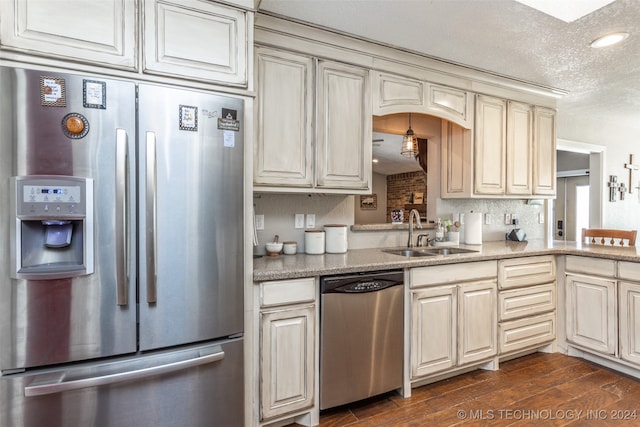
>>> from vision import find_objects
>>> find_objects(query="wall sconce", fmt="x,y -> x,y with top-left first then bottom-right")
400,113 -> 419,158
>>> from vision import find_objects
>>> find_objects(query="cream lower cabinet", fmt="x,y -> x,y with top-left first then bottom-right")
254,48 -> 371,193
497,256 -> 556,356
565,256 -> 617,356
410,261 -> 497,379
619,262 -> 640,365
258,278 -> 316,422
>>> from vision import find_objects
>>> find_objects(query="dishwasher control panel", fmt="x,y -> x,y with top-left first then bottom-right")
321,270 -> 403,294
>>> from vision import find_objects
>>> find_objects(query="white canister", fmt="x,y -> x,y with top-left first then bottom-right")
305,230 -> 325,254
324,224 -> 348,253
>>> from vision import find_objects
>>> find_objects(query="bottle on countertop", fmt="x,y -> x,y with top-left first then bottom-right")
435,218 -> 445,242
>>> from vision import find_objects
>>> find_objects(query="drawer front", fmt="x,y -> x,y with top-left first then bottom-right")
499,283 -> 556,321
411,260 -> 497,288
499,312 -> 556,355
619,261 -> 640,281
260,277 -> 316,307
565,256 -> 615,277
498,255 -> 556,289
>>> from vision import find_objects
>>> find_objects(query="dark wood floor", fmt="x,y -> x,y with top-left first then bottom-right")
310,353 -> 640,426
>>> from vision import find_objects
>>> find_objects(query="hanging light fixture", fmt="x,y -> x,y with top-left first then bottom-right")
401,113 -> 419,158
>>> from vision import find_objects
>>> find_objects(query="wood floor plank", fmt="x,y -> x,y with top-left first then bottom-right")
286,353 -> 640,427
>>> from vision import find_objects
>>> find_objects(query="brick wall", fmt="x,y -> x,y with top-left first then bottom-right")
386,171 -> 427,222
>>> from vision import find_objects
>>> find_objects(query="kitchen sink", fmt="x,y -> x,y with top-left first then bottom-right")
382,247 -> 479,257
421,247 -> 479,255
381,248 -> 437,257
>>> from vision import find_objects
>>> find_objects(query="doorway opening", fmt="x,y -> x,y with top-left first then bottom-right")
553,139 -> 605,242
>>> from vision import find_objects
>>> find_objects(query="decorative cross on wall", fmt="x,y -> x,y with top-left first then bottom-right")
608,175 -> 620,202
624,154 -> 639,194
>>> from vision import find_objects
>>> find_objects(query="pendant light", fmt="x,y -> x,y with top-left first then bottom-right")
400,113 -> 419,158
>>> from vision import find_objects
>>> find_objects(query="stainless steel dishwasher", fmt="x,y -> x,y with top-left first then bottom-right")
320,270 -> 403,410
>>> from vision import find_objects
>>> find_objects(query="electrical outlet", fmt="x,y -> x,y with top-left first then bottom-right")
255,214 -> 265,230
484,213 -> 491,225
504,213 -> 511,225
538,212 -> 545,224
459,213 -> 465,224
294,213 -> 305,229
306,214 -> 316,229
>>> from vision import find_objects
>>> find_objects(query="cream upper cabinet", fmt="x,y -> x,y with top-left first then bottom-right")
442,94 -> 555,198
371,71 -> 472,128
372,72 -> 425,114
532,106 -> 557,195
506,101 -> 533,195
254,47 -> 313,187
440,120 -> 473,198
0,0 -> 136,69
316,60 -> 372,191
427,84 -> 472,128
474,95 -> 507,195
143,0 -> 250,86
254,53 -> 372,193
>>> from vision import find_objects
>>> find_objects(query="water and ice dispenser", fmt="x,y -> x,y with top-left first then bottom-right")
10,176 -> 94,279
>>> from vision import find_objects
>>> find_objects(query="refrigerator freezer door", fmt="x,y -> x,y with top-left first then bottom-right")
0,67 -> 137,371
0,338 -> 243,427
137,84 -> 244,351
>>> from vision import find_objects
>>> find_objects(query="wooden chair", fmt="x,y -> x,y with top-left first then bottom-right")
581,228 -> 637,247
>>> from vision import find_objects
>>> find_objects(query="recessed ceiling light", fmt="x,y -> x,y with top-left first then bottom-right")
590,32 -> 629,48
372,158 -> 379,163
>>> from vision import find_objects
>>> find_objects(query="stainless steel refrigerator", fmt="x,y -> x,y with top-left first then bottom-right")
0,66 -> 244,426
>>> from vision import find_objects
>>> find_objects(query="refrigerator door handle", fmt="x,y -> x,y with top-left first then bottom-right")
24,347 -> 225,397
145,131 -> 157,303
115,128 -> 128,306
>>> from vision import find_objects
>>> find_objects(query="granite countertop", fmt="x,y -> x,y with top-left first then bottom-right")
253,240 -> 640,282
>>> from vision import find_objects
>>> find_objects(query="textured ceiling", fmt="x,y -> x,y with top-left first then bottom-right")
258,0 -> 640,131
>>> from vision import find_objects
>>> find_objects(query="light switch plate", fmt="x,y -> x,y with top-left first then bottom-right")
504,214 -> 511,225
306,214 -> 316,229
255,214 -> 265,230
294,213 -> 305,229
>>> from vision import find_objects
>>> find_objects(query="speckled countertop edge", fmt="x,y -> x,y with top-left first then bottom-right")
253,240 -> 640,282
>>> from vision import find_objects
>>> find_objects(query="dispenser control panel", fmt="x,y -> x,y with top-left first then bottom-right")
23,185 -> 81,203
14,176 -> 87,217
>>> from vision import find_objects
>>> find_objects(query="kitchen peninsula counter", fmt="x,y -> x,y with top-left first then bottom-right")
253,240 -> 640,282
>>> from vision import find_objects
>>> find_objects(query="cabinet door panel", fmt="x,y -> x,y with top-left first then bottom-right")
619,281 -> 640,365
458,281 -> 497,365
533,107 -> 556,195
499,283 -> 556,321
260,306 -> 315,420
474,95 -> 506,195
428,84 -> 471,128
144,0 -> 248,85
566,274 -> 616,355
254,48 -> 313,186
440,121 -> 473,198
506,101 -> 532,195
499,312 -> 556,355
316,61 -> 371,190
0,0 -> 136,68
372,72 -> 425,114
411,286 -> 457,378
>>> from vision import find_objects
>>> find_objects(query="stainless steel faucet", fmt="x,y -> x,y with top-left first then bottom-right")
407,209 -> 422,248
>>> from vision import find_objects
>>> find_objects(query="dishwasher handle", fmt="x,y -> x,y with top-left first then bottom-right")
328,278 -> 402,293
